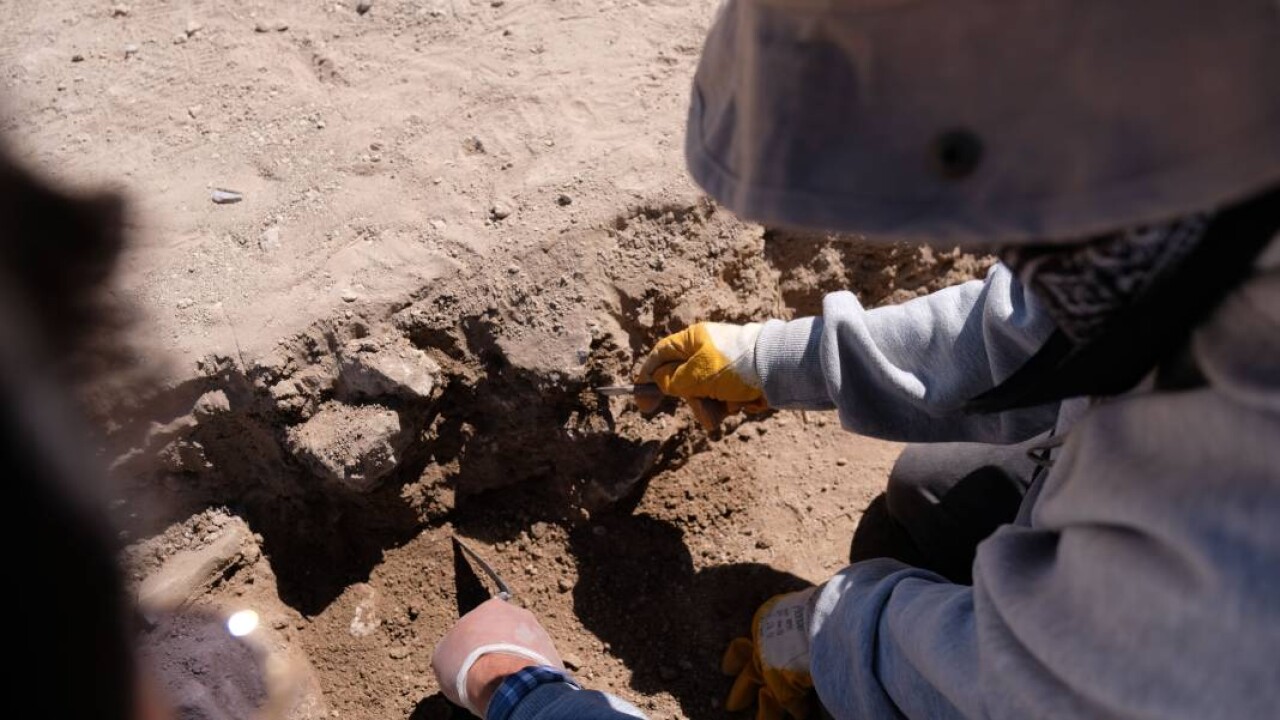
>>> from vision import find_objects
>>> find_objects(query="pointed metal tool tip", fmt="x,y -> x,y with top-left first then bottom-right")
453,536 -> 513,601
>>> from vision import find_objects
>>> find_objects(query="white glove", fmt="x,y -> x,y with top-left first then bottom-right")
431,599 -> 565,717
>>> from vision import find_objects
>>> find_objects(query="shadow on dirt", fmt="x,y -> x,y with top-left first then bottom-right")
570,514 -> 811,720
408,692 -> 468,720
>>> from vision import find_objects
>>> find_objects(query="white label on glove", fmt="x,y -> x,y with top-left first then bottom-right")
706,322 -> 764,387
758,587 -> 817,672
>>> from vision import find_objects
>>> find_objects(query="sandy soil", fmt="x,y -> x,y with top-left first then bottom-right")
3,0 -> 716,380
3,3 -> 988,719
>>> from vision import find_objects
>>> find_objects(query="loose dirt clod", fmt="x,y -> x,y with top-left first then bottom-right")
287,403 -> 408,492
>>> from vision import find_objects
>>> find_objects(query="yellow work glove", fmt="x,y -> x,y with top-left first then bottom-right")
636,322 -> 768,431
723,588 -> 819,720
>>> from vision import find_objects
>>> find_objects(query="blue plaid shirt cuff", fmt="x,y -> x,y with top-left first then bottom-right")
485,665 -> 581,720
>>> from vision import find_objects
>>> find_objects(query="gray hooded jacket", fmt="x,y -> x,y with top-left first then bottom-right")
752,244 -> 1280,718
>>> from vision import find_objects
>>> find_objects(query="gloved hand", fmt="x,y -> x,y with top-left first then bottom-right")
636,321 -> 768,430
723,587 -> 819,720
431,599 -> 565,717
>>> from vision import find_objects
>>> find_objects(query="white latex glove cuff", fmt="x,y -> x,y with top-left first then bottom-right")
455,644 -> 555,715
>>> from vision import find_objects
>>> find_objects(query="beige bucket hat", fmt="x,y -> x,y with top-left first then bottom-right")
686,0 -> 1280,245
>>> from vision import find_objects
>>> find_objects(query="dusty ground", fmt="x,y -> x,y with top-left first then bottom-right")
3,3 -> 987,719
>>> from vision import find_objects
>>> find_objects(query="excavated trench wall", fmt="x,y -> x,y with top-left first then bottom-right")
106,201 -> 988,611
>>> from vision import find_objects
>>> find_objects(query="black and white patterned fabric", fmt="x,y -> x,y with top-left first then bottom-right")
1001,215 -> 1211,344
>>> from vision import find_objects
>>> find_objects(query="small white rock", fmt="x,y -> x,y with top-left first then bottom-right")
259,226 -> 282,251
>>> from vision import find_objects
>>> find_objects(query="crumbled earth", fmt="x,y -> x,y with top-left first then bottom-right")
4,3 -> 990,720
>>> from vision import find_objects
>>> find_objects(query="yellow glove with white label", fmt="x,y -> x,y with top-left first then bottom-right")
722,588 -> 818,720
636,322 -> 768,430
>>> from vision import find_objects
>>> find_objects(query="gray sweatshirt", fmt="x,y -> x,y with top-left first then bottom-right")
754,250 -> 1280,719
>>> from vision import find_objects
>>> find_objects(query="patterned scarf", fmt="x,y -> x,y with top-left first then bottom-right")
1001,215 -> 1211,345
966,186 -> 1277,412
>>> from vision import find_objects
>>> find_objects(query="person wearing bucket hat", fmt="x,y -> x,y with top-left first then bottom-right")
630,0 -> 1280,719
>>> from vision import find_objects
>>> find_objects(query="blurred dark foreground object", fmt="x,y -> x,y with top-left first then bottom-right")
2,144 -> 137,720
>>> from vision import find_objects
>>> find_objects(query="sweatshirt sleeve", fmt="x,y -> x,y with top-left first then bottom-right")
753,262 -> 1059,443
807,385 -> 1280,720
505,684 -> 646,720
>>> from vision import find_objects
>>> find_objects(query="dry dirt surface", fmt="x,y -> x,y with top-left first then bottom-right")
3,3 -> 988,719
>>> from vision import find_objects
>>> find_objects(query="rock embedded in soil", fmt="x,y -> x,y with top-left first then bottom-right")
388,646 -> 411,660
286,402 -> 408,492
356,0 -> 373,15
193,389 -> 231,420
139,519 -> 254,608
347,583 -> 381,637
490,201 -> 513,220
338,336 -> 441,401
562,652 -> 584,671
260,226 -> 282,251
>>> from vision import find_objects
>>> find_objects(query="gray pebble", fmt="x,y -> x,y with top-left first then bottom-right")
211,188 -> 243,204
357,0 -> 373,15
490,202 -> 512,220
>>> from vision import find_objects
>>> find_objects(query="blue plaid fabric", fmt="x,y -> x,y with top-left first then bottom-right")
485,665 -> 581,720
